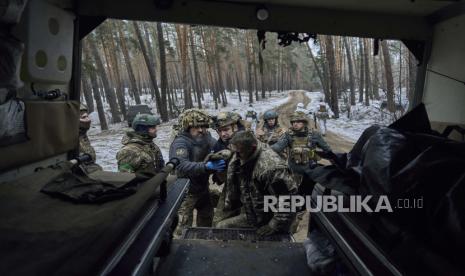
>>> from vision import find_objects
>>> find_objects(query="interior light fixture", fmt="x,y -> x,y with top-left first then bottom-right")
256,7 -> 269,21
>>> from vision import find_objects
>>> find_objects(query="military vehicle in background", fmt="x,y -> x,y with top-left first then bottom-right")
0,0 -> 464,275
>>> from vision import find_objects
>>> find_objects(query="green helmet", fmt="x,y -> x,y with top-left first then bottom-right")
215,111 -> 241,128
290,111 -> 309,124
263,110 -> 278,120
132,113 -> 161,130
179,108 -> 212,130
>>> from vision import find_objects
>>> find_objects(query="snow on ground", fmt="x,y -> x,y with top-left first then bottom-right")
88,89 -> 408,171
305,91 -> 409,142
88,91 -> 290,171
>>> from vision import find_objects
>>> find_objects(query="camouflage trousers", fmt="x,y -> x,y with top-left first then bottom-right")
212,187 -> 241,227
216,213 -> 253,229
176,189 -> 213,235
290,211 -> 306,233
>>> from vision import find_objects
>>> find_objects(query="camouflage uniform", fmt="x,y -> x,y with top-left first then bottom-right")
116,132 -> 164,174
244,106 -> 258,130
256,110 -> 286,146
256,124 -> 286,145
271,112 -> 331,183
272,128 -> 331,186
169,109 -> 216,234
211,111 -> 242,226
271,111 -> 332,232
218,142 -> 297,232
116,113 -> 164,174
315,102 -> 330,135
79,104 -> 101,173
79,133 -> 96,162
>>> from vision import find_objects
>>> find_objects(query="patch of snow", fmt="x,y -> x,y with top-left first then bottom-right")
305,91 -> 409,142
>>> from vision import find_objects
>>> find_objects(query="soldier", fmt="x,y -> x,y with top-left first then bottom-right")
79,104 -> 101,173
244,104 -> 258,130
255,110 -> 286,146
315,99 -> 331,136
212,111 -> 243,152
217,131 -> 297,237
271,111 -> 332,194
169,109 -> 225,234
271,111 -> 333,232
116,113 -> 164,174
211,111 -> 243,226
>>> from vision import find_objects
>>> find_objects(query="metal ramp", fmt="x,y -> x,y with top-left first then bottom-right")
155,239 -> 310,276
182,227 -> 294,242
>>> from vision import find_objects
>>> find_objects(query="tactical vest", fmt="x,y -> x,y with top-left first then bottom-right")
262,126 -> 282,145
289,131 -> 319,165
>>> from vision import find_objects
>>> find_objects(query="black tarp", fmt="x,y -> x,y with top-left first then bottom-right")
310,104 -> 465,274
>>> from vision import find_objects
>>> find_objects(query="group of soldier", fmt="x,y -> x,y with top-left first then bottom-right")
78,102 -> 333,237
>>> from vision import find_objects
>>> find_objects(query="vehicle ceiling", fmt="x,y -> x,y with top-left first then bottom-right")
62,0 -> 462,41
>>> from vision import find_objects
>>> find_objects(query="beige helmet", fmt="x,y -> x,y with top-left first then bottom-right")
290,111 -> 309,125
215,111 -> 241,129
180,108 -> 212,130
80,103 -> 88,113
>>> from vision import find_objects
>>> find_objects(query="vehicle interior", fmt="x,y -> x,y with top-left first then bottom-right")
1,0 -> 464,275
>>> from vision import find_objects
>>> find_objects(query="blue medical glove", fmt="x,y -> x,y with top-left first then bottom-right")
206,159 -> 226,172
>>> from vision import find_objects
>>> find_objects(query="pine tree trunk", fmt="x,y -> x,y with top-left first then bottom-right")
245,31 -> 254,103
358,38 -> 365,103
372,55 -> 381,100
83,43 -> 108,130
175,24 -> 193,109
364,39 -> 371,106
325,36 -> 340,118
258,38 -> 266,99
156,22 -> 169,121
87,34 -> 121,123
117,21 -> 141,104
81,77 -> 94,113
381,40 -> 395,112
189,27 -> 203,109
343,38 -> 356,105
319,37 -> 331,101
101,24 -> 127,120
90,73 -> 109,130
141,22 -> 163,113
235,68 -> 242,102
251,35 -> 259,101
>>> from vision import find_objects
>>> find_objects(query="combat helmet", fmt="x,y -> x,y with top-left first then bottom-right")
290,111 -> 309,124
180,108 -> 212,131
296,103 -> 305,109
263,110 -> 278,120
132,113 -> 161,130
215,111 -> 241,129
80,103 -> 88,113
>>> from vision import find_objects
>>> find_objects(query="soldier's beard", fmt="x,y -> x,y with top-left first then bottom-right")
194,134 -> 207,143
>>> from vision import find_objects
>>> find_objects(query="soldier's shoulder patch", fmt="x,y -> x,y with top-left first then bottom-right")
175,147 -> 188,158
